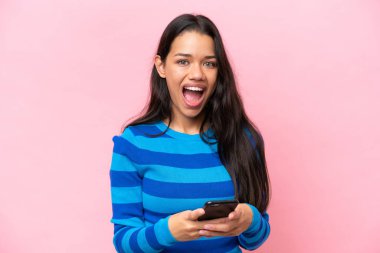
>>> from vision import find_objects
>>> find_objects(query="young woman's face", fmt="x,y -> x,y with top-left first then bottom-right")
155,31 -> 218,123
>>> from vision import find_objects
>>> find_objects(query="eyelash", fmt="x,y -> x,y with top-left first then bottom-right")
176,60 -> 217,68
204,61 -> 217,68
177,60 -> 189,65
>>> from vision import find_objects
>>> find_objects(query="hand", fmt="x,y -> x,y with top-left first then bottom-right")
168,208 -> 212,241
198,203 -> 253,237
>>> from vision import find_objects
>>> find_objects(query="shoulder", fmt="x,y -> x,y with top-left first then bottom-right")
112,121 -> 171,148
125,123 -> 160,137
112,126 -> 134,145
243,127 -> 257,148
111,123 -> 157,160
113,122 -> 161,140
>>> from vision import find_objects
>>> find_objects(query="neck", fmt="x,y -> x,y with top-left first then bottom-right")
163,113 -> 207,135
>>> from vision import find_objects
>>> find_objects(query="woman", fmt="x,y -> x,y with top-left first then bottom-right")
109,13 -> 271,252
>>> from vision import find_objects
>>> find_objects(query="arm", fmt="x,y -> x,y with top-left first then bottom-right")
237,204 -> 270,250
198,203 -> 270,250
111,131 -> 211,252
110,135 -> 178,252
239,129 -> 271,250
202,129 -> 269,249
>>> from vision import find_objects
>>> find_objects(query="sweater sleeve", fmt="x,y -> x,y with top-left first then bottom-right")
109,134 -> 178,252
237,204 -> 270,250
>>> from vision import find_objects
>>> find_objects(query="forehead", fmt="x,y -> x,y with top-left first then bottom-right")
168,31 -> 215,56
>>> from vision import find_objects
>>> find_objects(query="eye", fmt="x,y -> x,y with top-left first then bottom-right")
177,59 -> 189,65
204,61 -> 217,68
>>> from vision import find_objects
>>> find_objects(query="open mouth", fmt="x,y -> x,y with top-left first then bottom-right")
182,86 -> 205,107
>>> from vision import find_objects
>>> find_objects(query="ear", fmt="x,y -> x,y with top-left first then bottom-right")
154,55 -> 166,78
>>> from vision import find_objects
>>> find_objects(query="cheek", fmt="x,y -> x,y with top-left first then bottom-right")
167,65 -> 185,78
166,70 -> 185,88
207,72 -> 218,89
165,76 -> 183,100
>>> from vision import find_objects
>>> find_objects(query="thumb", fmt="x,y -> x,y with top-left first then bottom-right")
189,208 -> 205,221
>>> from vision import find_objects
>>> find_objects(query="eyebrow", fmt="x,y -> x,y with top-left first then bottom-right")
174,53 -> 216,59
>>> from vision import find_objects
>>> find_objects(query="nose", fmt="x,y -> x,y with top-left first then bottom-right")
188,63 -> 205,80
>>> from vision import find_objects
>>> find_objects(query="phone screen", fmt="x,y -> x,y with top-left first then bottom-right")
198,200 -> 239,221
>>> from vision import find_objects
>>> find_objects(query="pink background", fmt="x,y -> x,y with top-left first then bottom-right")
1,0 -> 379,252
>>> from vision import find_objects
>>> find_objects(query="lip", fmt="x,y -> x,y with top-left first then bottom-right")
181,83 -> 207,108
181,83 -> 207,92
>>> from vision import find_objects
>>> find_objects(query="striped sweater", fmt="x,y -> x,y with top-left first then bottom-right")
109,120 -> 270,252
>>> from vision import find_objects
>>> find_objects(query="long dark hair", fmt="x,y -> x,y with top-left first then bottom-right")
122,13 -> 271,213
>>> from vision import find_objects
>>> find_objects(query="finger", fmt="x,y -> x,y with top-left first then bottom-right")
189,208 -> 205,221
203,223 -> 233,233
196,217 -> 229,231
199,229 -> 232,237
199,217 -> 229,224
228,209 -> 241,220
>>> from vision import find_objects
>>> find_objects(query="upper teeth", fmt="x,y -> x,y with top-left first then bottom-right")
184,87 -> 204,91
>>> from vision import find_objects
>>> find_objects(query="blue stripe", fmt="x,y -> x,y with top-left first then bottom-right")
144,165 -> 231,183
251,217 -> 264,235
111,217 -> 145,228
244,128 -> 257,148
225,246 -> 242,253
239,221 -> 269,249
112,203 -> 143,219
244,128 -> 263,166
129,229 -> 144,253
110,152 -> 136,171
142,194 -> 235,213
113,136 -> 222,168
263,212 -> 269,221
145,226 -> 162,250
123,124 -> 218,156
165,237 -> 238,253
144,209 -> 171,223
114,224 -> 124,235
143,178 -> 234,198
246,217 -> 263,236
114,227 -> 128,253
110,170 -> 141,187
136,229 -> 158,252
129,124 -> 173,138
132,135 -> 217,154
111,186 -> 141,204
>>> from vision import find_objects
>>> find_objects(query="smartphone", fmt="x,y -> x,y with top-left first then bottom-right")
197,199 -> 239,221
